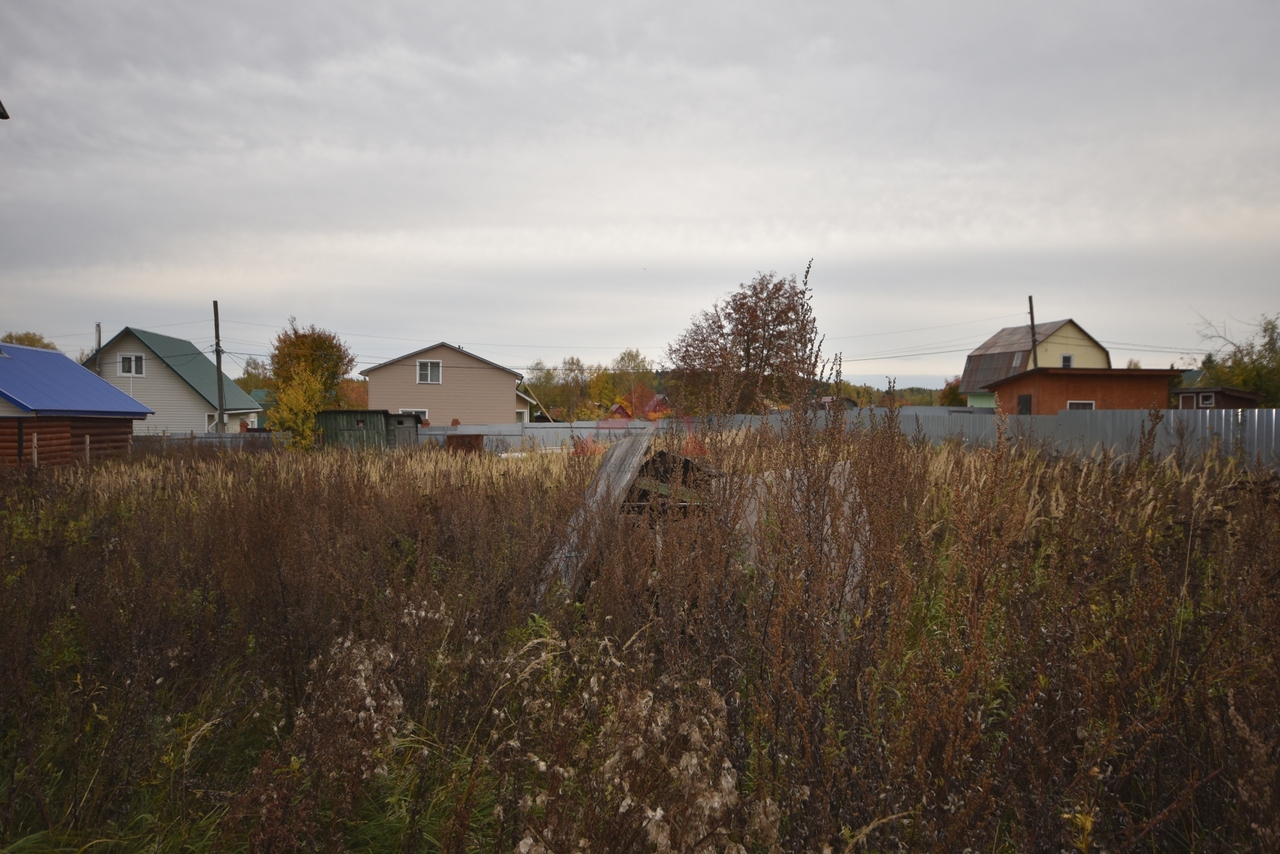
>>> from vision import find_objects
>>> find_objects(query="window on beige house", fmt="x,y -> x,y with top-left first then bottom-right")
119,354 -> 145,376
417,360 -> 442,384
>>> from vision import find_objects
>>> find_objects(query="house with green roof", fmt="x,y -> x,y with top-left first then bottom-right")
87,327 -> 262,435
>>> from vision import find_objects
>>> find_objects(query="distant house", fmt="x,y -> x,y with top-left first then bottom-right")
249,388 -> 274,427
609,393 -> 673,421
815,395 -> 858,413
1175,386 -> 1262,410
1,342 -> 152,466
959,320 -> 1111,409
362,342 -> 532,425
88,328 -> 262,434
985,367 -> 1181,416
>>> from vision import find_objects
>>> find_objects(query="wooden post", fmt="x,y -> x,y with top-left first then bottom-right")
128,433 -> 133,457
32,433 -> 38,469
85,434 -> 90,464
1028,295 -> 1039,369
213,300 -> 226,434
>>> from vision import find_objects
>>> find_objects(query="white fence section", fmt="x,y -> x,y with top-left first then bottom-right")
421,409 -> 1280,468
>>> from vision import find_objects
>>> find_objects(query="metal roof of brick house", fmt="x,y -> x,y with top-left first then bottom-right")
0,342 -> 153,418
969,320 -> 1072,356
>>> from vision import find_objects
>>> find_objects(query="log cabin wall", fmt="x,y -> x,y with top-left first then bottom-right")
1,417 -> 135,467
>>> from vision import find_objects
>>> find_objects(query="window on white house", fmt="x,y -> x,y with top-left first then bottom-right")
119,354 -> 145,376
1067,400 -> 1094,410
1061,355 -> 1074,368
417,360 -> 442,384
1199,393 -> 1215,408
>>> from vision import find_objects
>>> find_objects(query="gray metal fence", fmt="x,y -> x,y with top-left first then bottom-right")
132,431 -> 282,453
894,408 -> 1280,464
421,409 -> 1280,468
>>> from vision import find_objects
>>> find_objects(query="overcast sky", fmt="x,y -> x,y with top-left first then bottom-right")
2,1 -> 1278,386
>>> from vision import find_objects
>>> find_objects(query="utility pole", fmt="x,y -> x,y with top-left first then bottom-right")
94,322 -> 101,374
213,301 -> 226,433
1029,295 -> 1039,368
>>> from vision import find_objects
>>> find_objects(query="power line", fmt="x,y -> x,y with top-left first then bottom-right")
839,346 -> 976,364
826,312 -> 1025,341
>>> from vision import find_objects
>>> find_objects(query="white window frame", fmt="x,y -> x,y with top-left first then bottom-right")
400,408 -> 428,420
1061,354 -> 1074,368
118,353 -> 145,376
516,409 -> 528,423
416,360 -> 442,384
1199,392 -> 1215,408
1012,351 -> 1023,368
1066,400 -> 1094,411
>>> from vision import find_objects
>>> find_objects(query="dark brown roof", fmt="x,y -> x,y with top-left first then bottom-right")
984,367 -> 1181,389
968,319 -> 1071,356
1178,386 -> 1263,401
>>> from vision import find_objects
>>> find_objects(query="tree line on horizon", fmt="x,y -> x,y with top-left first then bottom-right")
5,301 -> 1277,435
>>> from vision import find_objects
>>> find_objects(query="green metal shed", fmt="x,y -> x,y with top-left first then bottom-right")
316,410 -> 420,450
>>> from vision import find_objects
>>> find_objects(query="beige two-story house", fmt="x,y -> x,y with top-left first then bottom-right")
362,342 -> 534,425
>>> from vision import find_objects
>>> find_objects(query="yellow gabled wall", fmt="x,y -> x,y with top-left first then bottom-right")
1034,321 -> 1110,370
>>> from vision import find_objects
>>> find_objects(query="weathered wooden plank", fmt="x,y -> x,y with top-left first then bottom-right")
539,427 -> 654,601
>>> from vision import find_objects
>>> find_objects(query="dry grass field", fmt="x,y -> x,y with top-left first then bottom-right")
1,411 -> 1277,852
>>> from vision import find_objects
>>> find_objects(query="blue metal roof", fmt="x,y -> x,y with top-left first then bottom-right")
0,343 -> 153,418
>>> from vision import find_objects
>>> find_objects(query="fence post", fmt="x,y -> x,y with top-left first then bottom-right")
85,434 -> 90,464
32,433 -> 38,469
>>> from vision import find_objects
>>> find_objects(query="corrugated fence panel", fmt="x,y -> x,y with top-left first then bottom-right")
411,410 -> 1280,468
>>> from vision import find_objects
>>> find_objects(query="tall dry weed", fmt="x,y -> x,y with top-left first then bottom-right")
1,418 -> 1277,851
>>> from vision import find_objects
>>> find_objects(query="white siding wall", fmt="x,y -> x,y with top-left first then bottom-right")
92,332 -> 214,435
0,398 -> 28,416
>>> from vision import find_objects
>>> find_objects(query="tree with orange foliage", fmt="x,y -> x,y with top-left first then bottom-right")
666,266 -> 820,414
270,318 -> 356,408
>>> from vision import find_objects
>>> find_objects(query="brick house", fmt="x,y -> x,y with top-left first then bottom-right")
985,367 -> 1181,416
959,319 -> 1111,408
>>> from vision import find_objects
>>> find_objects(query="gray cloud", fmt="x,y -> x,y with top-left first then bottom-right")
2,1 -> 1277,385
